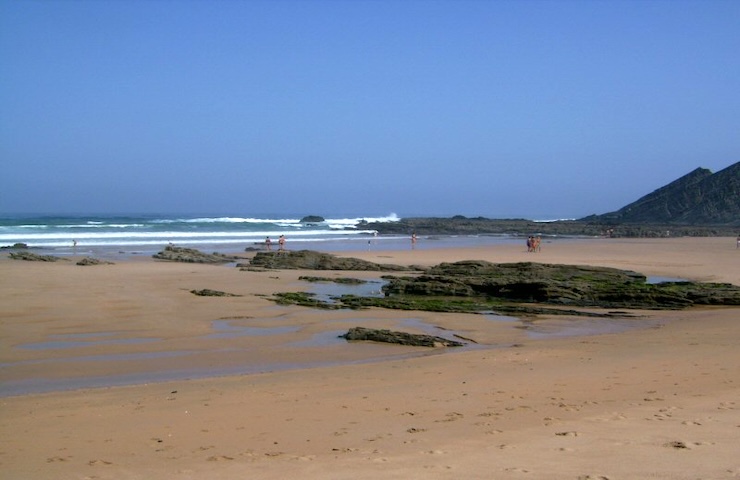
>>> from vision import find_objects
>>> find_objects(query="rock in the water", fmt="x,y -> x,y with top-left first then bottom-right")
153,245 -> 239,264
341,326 -> 464,347
300,215 -> 325,223
1,242 -> 29,250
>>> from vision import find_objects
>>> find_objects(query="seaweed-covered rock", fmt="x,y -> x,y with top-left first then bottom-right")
153,245 -> 239,264
298,276 -> 366,284
9,252 -> 63,262
190,289 -> 241,297
381,261 -> 740,309
341,326 -> 464,347
76,257 -> 114,266
247,250 -> 412,272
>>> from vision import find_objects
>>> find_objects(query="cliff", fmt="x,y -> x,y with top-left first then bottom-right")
581,162 -> 739,226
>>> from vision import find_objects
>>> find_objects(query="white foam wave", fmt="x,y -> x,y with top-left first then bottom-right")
10,223 -> 146,229
532,218 -> 576,223
150,213 -> 399,226
154,217 -> 302,224
0,229 -> 379,248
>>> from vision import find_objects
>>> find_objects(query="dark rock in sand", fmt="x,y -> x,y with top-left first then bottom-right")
247,250 -> 413,272
9,251 -> 64,262
76,257 -> 115,266
153,245 -> 240,264
341,326 -> 464,347
298,276 -> 367,284
190,289 -> 242,297
381,261 -> 740,309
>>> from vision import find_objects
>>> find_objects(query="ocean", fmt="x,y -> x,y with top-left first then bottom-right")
0,213 -> 521,258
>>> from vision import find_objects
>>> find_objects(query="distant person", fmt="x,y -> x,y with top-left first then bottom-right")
737,235 -> 740,249
265,236 -> 272,250
278,235 -> 285,251
72,239 -> 77,248
411,233 -> 417,249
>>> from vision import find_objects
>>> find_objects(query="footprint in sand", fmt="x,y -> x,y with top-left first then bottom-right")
543,416 -> 559,426
423,449 -> 447,455
504,467 -> 530,473
681,420 -> 702,426
206,455 -> 234,461
331,447 -> 359,453
435,412 -> 464,422
664,440 -> 690,449
46,456 -> 71,463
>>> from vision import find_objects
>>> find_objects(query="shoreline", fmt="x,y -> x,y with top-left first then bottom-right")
1,237 -> 738,479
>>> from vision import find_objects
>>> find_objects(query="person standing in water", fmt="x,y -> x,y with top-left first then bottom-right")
278,235 -> 285,251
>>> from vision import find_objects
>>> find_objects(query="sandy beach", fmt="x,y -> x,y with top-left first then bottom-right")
1,237 -> 739,479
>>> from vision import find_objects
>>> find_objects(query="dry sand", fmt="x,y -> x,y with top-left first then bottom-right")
1,237 -> 739,479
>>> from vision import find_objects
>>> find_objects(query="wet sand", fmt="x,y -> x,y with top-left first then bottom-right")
1,237 -> 739,479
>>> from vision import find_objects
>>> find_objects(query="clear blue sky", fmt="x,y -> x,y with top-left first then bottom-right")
1,0 -> 738,219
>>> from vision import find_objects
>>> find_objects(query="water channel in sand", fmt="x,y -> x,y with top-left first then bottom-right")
1,277 -> 669,397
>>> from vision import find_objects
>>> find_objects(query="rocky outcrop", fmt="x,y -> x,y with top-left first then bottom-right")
1,243 -> 29,250
341,326 -> 464,347
300,215 -> 325,223
269,260 -> 739,313
9,252 -> 64,262
298,276 -> 367,284
76,257 -> 114,266
190,289 -> 242,297
247,250 -> 413,271
362,163 -> 739,236
152,245 -> 240,264
365,217 -> 738,238
381,261 -> 740,309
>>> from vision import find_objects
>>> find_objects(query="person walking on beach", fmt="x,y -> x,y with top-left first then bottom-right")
265,236 -> 272,251
278,235 -> 285,251
411,233 -> 417,249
